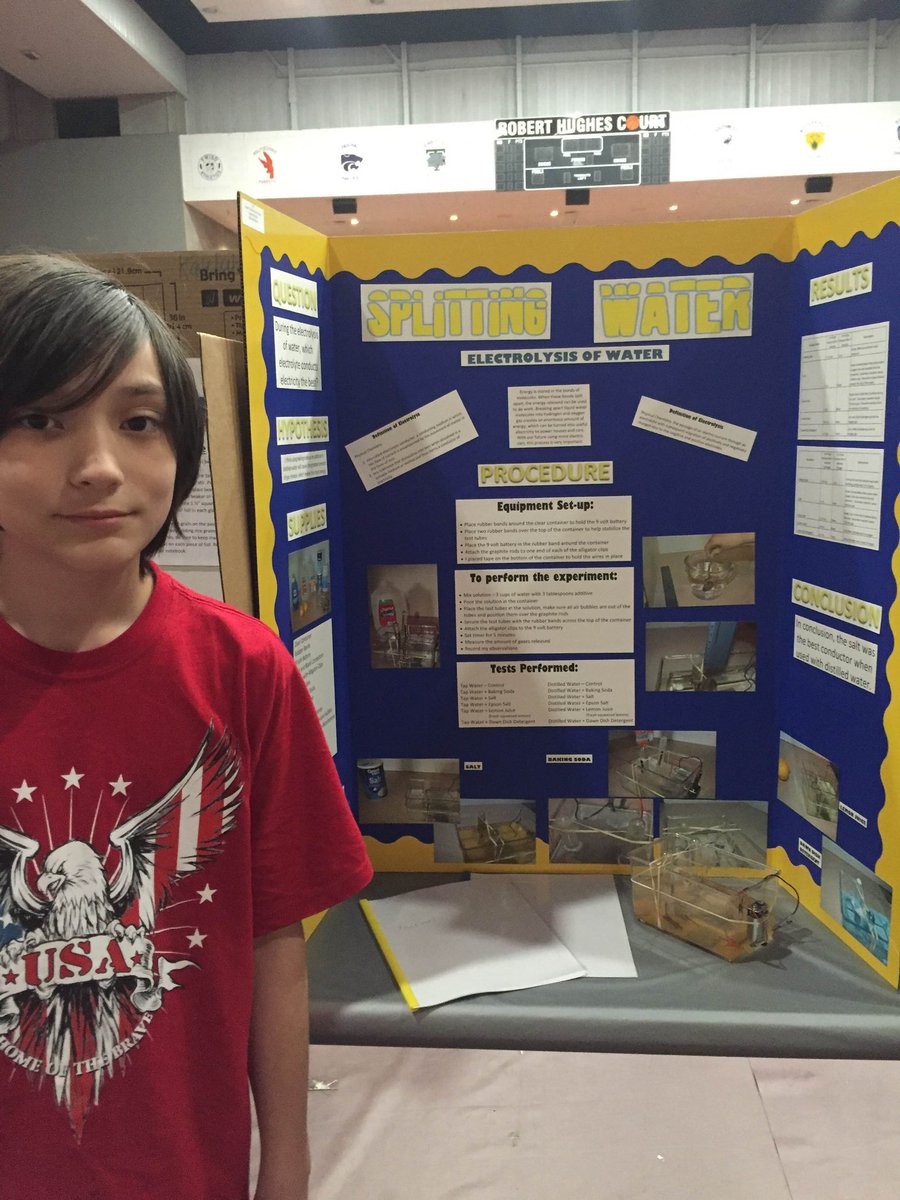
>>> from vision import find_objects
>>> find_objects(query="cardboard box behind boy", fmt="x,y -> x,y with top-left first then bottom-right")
85,253 -> 243,357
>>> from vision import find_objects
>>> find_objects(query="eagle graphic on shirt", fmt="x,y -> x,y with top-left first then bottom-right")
0,724 -> 242,1140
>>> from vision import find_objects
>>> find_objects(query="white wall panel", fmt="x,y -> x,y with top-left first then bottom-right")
182,24 -> 900,135
522,33 -> 631,58
407,40 -> 513,65
291,46 -> 403,72
186,53 -> 288,133
296,72 -> 402,128
410,66 -> 515,124
639,55 -> 748,112
875,25 -> 900,101
523,60 -> 631,117
641,27 -> 751,52
757,50 -> 868,107
763,21 -> 869,46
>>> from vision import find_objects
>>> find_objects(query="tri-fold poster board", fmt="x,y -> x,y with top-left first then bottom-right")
235,181 -> 900,985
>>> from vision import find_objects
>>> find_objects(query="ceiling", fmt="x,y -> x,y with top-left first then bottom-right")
2,1 -> 896,98
138,0 -> 900,52
2,0 -> 897,239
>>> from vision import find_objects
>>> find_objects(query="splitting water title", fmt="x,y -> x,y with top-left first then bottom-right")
360,274 -> 753,343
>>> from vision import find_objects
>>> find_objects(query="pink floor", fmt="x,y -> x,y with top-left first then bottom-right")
251,1045 -> 900,1199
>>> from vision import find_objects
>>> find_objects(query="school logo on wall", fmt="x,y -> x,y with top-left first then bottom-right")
593,273 -> 754,342
197,153 -> 223,181
341,144 -> 363,174
255,146 -> 276,182
425,142 -> 446,171
803,124 -> 826,151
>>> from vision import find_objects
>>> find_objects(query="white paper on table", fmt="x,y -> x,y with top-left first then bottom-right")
508,874 -> 637,978
362,875 -> 586,1010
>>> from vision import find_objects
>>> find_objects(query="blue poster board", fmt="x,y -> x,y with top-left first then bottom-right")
239,182 -> 900,984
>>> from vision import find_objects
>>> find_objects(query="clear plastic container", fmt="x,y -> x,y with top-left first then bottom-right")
683,550 -> 736,600
630,842 -> 781,961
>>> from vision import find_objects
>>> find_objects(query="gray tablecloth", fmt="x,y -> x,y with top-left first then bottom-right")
306,873 -> 900,1059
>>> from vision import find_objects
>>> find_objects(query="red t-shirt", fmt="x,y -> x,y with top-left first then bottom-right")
0,568 -> 372,1199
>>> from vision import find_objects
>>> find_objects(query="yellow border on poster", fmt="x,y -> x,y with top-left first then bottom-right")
238,193 -> 332,631
793,175 -> 900,257
769,846 -> 896,984
329,215 -> 796,280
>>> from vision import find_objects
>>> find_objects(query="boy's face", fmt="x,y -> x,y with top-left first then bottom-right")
0,340 -> 176,578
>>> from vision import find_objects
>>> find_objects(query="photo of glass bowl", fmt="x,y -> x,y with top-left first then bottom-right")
683,550 -> 736,600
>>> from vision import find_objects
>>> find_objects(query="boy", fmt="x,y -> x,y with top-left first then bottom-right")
0,255 -> 372,1199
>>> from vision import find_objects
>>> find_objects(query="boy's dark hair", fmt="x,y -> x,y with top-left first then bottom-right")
0,253 -> 205,561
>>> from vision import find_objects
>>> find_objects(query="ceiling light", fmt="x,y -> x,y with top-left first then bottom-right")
20,49 -> 40,61
449,214 -> 459,222
549,209 -> 559,218
668,204 -> 679,212
790,198 -> 801,206
350,217 -> 360,226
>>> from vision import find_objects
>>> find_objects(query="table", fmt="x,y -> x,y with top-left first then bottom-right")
307,873 -> 900,1059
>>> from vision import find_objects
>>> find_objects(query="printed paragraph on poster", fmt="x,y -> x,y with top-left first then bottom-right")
293,620 -> 338,753
793,615 -> 877,693
457,659 -> 635,727
633,395 -> 756,461
797,322 -> 888,443
158,441 -> 219,567
455,568 -> 633,655
507,383 -> 590,447
456,496 -> 631,563
345,390 -> 478,490
281,449 -> 328,484
793,446 -> 883,551
273,316 -> 321,391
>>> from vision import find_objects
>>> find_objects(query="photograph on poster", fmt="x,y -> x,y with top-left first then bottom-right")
368,563 -> 440,668
287,538 -> 331,633
608,729 -> 716,799
645,621 -> 757,692
356,757 -> 460,825
777,732 -> 839,838
660,799 -> 768,862
642,533 -> 755,608
433,801 -> 537,865
821,838 -> 891,965
548,797 -> 652,864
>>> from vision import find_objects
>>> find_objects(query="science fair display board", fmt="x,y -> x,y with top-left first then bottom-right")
238,182 -> 900,984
